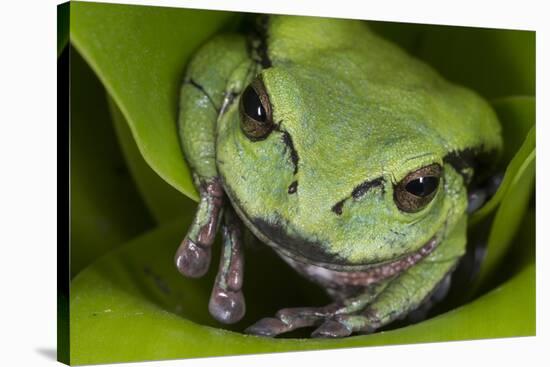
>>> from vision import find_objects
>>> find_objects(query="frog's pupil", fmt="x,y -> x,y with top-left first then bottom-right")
405,176 -> 438,197
242,86 -> 266,122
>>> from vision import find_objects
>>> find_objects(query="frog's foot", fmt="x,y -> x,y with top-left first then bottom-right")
175,178 -> 224,278
208,207 -> 246,324
244,288 -> 383,337
244,291 -> 429,339
244,304 -> 342,337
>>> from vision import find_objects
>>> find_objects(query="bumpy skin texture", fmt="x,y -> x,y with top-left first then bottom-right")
176,15 -> 502,337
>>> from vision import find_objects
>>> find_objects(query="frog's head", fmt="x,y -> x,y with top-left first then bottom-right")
216,17 -> 502,271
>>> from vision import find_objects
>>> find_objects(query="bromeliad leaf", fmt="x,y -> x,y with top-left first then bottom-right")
108,95 -> 197,223
469,96 -> 535,291
471,98 -> 535,223
70,214 -> 535,365
70,51 -> 153,277
70,2 -> 238,201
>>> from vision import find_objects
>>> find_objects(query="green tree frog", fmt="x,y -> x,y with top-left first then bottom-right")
174,15 -> 502,338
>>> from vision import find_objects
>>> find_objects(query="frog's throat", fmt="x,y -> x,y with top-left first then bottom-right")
223,184 -> 444,273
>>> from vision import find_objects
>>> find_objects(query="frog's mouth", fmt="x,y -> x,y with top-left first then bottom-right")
277,236 -> 439,287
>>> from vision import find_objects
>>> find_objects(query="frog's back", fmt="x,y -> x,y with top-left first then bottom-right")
262,15 -> 502,185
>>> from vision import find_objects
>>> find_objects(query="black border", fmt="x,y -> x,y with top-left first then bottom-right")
57,2 -> 70,365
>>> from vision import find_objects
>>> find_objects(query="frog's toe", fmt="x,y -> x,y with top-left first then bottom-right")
311,319 -> 352,338
207,206 -> 246,324
209,288 -> 245,324
174,238 -> 211,278
244,317 -> 290,337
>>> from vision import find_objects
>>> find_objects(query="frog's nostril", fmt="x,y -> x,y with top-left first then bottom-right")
332,200 -> 345,215
288,180 -> 298,194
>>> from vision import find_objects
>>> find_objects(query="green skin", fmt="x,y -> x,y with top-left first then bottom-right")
175,15 -> 502,338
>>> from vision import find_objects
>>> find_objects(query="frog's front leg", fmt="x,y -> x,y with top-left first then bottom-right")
174,55 -> 227,278
175,178 -> 224,277
175,34 -> 252,278
175,34 -> 254,322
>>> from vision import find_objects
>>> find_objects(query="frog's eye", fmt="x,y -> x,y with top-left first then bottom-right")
239,78 -> 273,140
394,164 -> 441,213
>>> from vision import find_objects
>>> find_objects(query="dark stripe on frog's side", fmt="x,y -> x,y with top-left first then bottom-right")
244,123 -> 300,175
352,177 -> 386,198
244,14 -> 272,69
184,78 -> 220,111
443,146 -> 499,188
332,177 -> 385,215
280,130 -> 300,175
271,124 -> 300,193
252,217 -> 348,265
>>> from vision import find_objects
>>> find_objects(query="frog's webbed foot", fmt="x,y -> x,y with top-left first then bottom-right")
208,207 -> 246,324
245,284 -> 387,338
244,304 -> 340,337
244,303 -> 379,338
175,177 -> 224,278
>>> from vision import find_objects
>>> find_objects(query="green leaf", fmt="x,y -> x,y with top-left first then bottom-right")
70,215 -> 535,365
70,2 -> 238,201
108,95 -> 197,223
70,49 -> 154,277
471,97 -> 535,221
475,131 -> 535,287
467,96 -> 535,290
488,208 -> 535,285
